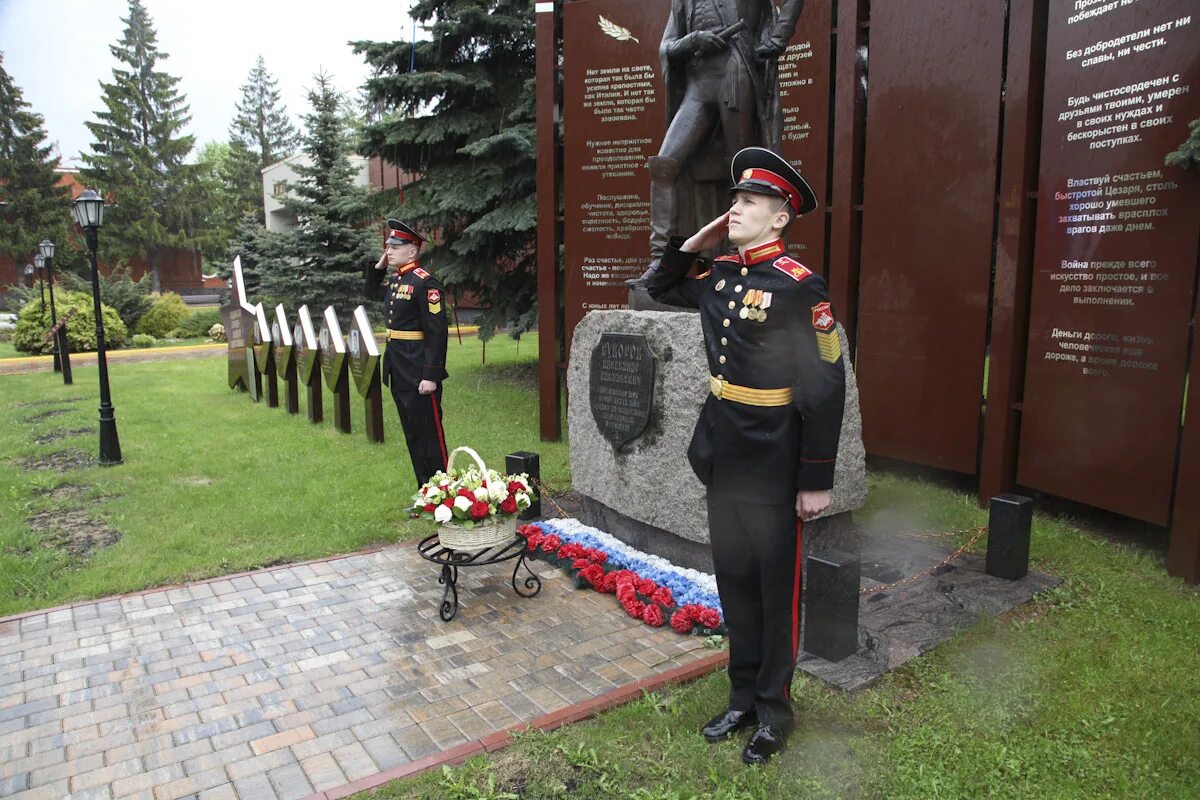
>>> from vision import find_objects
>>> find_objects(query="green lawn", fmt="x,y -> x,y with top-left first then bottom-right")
362,475 -> 1198,800
0,333 -> 566,616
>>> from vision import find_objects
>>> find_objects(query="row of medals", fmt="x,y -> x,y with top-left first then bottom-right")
715,279 -> 772,323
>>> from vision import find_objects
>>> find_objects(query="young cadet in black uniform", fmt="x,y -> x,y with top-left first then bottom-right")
365,219 -> 449,487
647,147 -> 845,765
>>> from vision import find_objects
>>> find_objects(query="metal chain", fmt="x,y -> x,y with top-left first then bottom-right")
858,525 -> 988,596
526,478 -> 988,596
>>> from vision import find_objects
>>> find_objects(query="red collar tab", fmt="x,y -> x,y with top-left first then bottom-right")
744,240 -> 786,265
739,168 -> 802,213
773,255 -> 814,282
396,260 -> 420,276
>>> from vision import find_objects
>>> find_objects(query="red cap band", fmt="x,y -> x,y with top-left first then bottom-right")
739,168 -> 801,213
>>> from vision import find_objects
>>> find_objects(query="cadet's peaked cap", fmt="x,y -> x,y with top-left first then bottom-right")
730,147 -> 818,216
385,219 -> 425,245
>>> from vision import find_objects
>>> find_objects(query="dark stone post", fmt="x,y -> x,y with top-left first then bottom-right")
802,549 -> 860,662
506,452 -> 541,520
985,494 -> 1033,580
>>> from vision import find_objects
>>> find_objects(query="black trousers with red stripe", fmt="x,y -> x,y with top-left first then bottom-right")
389,384 -> 448,488
706,489 -> 802,728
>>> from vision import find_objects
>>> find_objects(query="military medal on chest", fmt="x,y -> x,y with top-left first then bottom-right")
739,289 -> 772,322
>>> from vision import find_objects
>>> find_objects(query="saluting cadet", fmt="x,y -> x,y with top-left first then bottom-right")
365,219 -> 449,487
647,147 -> 845,765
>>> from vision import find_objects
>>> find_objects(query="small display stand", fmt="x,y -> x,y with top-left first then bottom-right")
416,535 -> 542,622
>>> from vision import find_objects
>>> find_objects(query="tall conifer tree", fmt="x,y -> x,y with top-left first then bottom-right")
353,0 -> 538,338
227,56 -> 298,220
258,73 -> 374,314
80,0 -> 196,292
0,53 -> 73,268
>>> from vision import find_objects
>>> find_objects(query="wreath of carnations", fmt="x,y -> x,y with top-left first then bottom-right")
517,522 -> 725,636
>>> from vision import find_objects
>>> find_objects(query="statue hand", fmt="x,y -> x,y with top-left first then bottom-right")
756,37 -> 789,59
669,30 -> 727,60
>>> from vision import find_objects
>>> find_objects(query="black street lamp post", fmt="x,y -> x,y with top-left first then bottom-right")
40,240 -> 72,385
42,243 -> 63,373
33,255 -> 46,313
72,189 -> 122,465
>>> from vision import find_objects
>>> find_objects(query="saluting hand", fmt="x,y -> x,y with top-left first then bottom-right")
682,212 -> 730,253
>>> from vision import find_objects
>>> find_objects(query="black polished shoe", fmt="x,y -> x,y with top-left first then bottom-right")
700,708 -> 757,743
741,723 -> 789,765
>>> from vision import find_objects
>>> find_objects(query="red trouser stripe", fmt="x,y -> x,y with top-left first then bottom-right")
429,395 -> 448,468
791,517 -> 804,662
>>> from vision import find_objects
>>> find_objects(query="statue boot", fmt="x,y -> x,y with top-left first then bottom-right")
628,155 -> 681,287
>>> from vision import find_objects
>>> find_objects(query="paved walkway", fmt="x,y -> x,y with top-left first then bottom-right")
0,544 -> 712,799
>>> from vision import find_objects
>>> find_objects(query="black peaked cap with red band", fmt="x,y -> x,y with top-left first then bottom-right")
385,218 -> 425,246
729,147 -> 818,216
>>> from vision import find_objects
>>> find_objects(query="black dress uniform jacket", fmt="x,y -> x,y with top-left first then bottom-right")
648,236 -> 846,728
365,259 -> 450,486
648,237 -> 845,501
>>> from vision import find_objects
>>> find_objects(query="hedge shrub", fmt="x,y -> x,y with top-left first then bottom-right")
137,293 -> 190,337
12,293 -> 127,354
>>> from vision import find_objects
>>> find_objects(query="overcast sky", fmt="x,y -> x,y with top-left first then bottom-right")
0,0 -> 418,167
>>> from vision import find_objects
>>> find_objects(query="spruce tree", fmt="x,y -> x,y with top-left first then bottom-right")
257,73 -> 374,314
228,56 -> 298,220
80,0 -> 196,292
353,0 -> 538,338
0,53 -> 74,269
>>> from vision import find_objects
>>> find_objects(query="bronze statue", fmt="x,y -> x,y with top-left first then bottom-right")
634,0 -> 805,286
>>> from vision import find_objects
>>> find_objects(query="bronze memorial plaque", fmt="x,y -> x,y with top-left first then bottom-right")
294,305 -> 323,424
222,255 -> 258,399
294,305 -> 319,386
589,333 -> 656,449
320,306 -> 352,434
272,304 -> 295,375
273,304 -> 298,414
252,302 -> 272,375
348,305 -> 384,443
318,307 -> 347,390
1017,0 -> 1200,524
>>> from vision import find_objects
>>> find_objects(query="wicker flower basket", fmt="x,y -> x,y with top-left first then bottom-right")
437,446 -> 518,551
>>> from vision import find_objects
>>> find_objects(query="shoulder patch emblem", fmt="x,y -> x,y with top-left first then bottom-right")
773,256 -> 813,282
811,301 -> 835,331
413,267 -> 430,279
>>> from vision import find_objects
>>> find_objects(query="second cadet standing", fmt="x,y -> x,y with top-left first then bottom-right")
365,219 -> 449,487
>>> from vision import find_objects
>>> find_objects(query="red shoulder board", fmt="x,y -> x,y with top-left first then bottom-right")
714,254 -> 742,263
773,256 -> 813,282
413,267 -> 430,279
